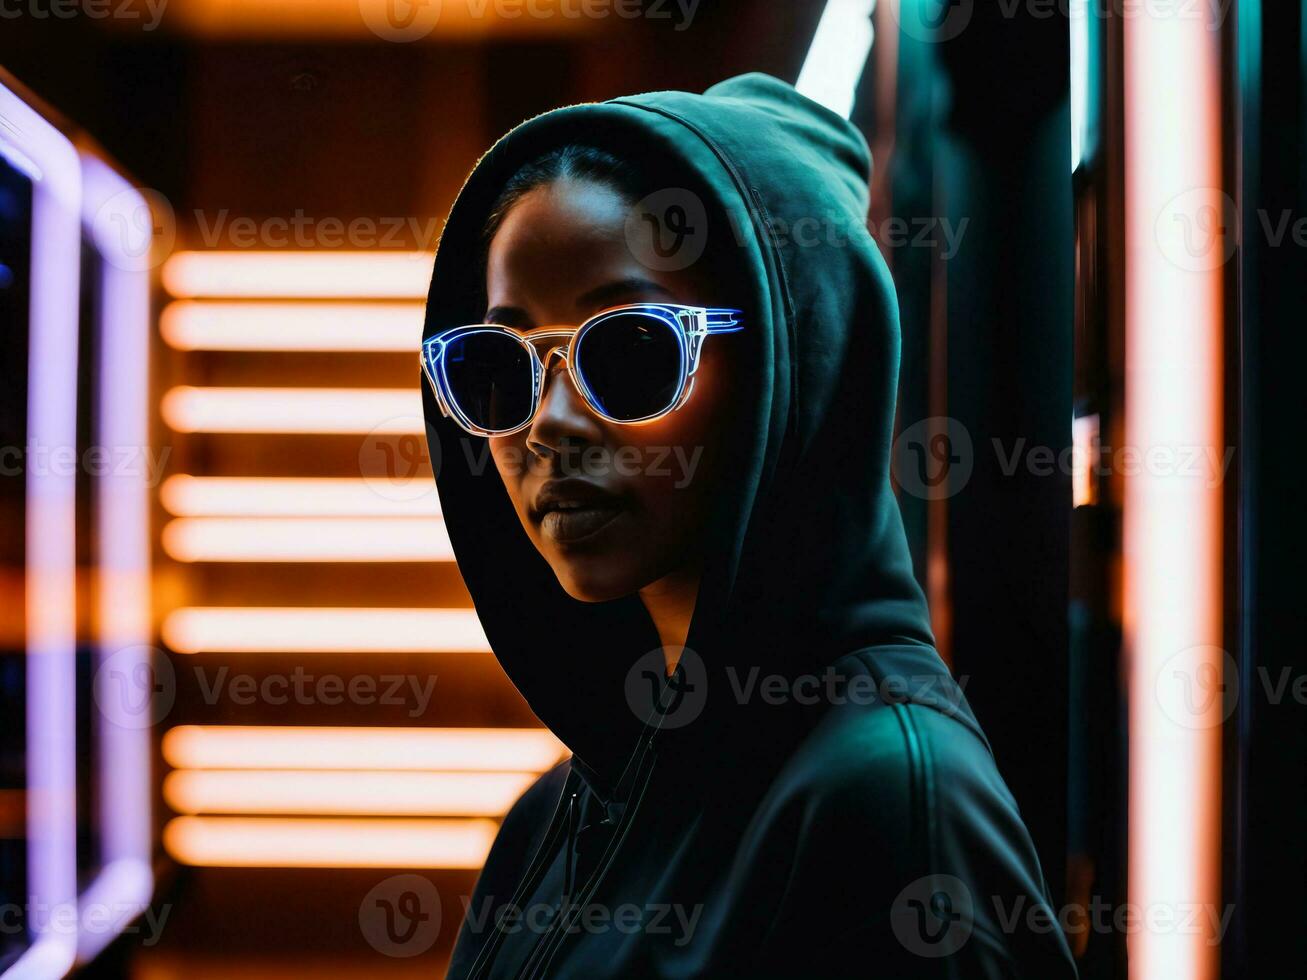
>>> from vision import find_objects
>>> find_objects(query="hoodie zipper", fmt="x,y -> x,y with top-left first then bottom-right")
519,736 -> 660,979
463,770 -> 580,980
562,791 -> 579,904
464,738 -> 653,980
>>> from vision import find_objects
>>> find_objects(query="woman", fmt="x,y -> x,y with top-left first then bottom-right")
421,73 -> 1077,978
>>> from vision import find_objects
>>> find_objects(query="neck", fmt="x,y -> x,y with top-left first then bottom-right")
638,562 -> 702,676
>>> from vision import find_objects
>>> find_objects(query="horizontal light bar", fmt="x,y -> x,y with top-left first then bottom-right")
161,476 -> 440,517
169,0 -> 599,40
162,251 -> 432,299
161,726 -> 565,772
161,517 -> 453,562
163,815 -> 497,868
162,607 -> 489,654
164,769 -> 537,817
161,386 -> 424,434
161,300 -> 425,351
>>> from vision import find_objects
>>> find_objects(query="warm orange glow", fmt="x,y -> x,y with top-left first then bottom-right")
161,726 -> 565,772
161,251 -> 432,299
161,517 -> 453,562
168,0 -> 601,41
163,815 -> 498,868
160,476 -> 440,517
161,607 -> 489,654
160,386 -> 424,434
164,769 -> 537,817
1072,413 -> 1099,508
1123,7 -> 1225,979
161,300 -> 424,350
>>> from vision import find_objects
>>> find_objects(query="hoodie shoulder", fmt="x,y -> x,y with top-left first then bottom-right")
751,660 -> 1078,976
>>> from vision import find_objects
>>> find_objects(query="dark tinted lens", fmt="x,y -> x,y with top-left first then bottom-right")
574,312 -> 684,421
441,331 -> 534,433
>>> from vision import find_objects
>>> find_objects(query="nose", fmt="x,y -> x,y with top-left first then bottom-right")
525,356 -> 605,460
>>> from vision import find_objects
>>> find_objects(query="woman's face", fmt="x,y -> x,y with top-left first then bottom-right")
484,177 -> 740,602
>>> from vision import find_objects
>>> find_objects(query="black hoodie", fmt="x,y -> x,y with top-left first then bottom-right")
421,73 -> 1078,979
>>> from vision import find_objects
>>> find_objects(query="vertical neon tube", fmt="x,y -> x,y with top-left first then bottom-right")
76,155 -> 155,963
1123,6 -> 1225,979
1,79 -> 82,980
1070,0 -> 1089,171
795,0 -> 877,119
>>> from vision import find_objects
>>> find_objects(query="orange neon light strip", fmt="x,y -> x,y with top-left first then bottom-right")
169,0 -> 599,41
161,607 -> 489,654
163,769 -> 538,817
163,815 -> 498,868
161,300 -> 424,351
160,476 -> 440,518
161,250 -> 432,299
161,386 -> 425,434
161,726 -> 565,772
161,517 -> 453,562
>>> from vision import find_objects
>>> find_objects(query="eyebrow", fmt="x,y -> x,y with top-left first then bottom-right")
484,277 -> 675,327
576,277 -> 676,311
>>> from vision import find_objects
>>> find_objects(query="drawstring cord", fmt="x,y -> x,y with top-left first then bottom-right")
562,791 -> 578,905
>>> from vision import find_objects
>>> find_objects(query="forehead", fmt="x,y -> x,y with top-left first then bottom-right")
484,178 -> 705,312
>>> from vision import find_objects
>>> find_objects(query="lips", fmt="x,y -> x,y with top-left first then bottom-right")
532,479 -> 627,544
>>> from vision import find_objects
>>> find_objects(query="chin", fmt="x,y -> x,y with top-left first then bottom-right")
549,556 -> 644,604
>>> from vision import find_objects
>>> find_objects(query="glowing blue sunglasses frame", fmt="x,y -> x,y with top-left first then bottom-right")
421,303 -> 743,437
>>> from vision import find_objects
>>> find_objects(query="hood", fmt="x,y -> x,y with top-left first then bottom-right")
421,73 -> 934,792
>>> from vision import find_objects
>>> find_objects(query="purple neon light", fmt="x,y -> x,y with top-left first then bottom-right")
75,154 -> 155,964
1,78 -> 82,979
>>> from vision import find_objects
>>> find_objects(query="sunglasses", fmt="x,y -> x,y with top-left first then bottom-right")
421,303 -> 743,437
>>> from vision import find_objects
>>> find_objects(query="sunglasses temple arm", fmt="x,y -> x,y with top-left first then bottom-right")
703,308 -> 744,333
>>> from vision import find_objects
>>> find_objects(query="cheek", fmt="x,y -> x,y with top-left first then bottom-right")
615,350 -> 736,521
489,437 -> 532,519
